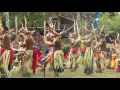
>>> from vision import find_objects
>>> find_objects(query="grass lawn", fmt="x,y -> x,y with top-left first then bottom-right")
10,43 -> 120,78
10,66 -> 120,78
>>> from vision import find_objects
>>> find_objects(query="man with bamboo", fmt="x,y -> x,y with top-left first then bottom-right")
34,30 -> 44,67
0,26 -> 14,78
18,16 -> 37,76
19,27 -> 37,76
65,33 -> 80,72
92,36 -> 103,73
37,22 -> 64,77
79,25 -> 95,75
46,27 -> 64,77
36,23 -> 55,70
98,33 -> 107,71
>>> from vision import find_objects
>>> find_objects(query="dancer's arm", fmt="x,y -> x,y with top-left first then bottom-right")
0,35 -> 3,40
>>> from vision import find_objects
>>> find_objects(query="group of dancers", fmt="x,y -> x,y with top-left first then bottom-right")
0,16 -> 120,78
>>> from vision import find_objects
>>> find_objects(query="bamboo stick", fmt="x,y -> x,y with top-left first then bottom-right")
15,16 -> 18,42
44,20 -> 46,43
0,16 -> 2,29
24,16 -> 27,29
92,24 -> 97,41
100,25 -> 104,33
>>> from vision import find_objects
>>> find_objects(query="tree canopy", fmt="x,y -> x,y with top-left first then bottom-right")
0,12 -> 47,28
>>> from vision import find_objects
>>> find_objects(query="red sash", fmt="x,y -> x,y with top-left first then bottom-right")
32,48 -> 38,75
64,48 -> 78,60
47,45 -> 52,49
46,51 -> 54,63
0,48 -> 14,68
72,48 -> 78,54
94,51 -> 101,57
64,51 -> 70,60
80,47 -> 86,53
37,54 -> 44,63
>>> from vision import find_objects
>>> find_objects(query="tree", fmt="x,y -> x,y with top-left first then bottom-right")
0,12 -> 47,28
98,12 -> 120,39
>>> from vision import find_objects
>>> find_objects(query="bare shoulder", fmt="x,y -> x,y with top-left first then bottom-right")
4,33 -> 9,38
25,35 -> 30,41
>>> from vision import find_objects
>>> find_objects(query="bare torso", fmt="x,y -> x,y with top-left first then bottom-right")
3,34 -> 11,49
34,35 -> 44,51
34,35 -> 43,44
25,35 -> 35,50
55,38 -> 61,50
100,38 -> 106,51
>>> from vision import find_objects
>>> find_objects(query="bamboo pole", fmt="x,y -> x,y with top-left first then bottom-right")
44,20 -> 46,44
74,20 -> 77,33
6,12 -> 10,35
92,24 -> 97,41
24,16 -> 27,29
6,12 -> 10,28
100,25 -> 104,33
0,16 -> 2,29
15,16 -> 18,42
62,24 -> 75,33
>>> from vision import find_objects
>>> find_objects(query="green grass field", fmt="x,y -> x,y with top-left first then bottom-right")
10,66 -> 120,78
10,43 -> 120,78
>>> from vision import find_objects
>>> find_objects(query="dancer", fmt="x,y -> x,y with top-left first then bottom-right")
0,26 -> 14,78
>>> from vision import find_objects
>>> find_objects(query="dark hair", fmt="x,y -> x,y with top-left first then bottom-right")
46,23 -> 49,28
35,30 -> 40,35
4,26 -> 9,31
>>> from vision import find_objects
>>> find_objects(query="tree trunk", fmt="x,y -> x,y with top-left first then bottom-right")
76,12 -> 82,36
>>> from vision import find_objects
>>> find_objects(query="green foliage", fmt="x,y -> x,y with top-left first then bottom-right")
98,12 -> 120,32
98,13 -> 111,32
61,39 -> 71,49
0,12 -> 47,28
97,12 -> 120,38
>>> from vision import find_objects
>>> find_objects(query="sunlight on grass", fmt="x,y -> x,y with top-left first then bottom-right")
10,65 -> 120,78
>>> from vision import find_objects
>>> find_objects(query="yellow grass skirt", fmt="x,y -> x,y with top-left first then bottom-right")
54,50 -> 64,72
0,50 -> 11,77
